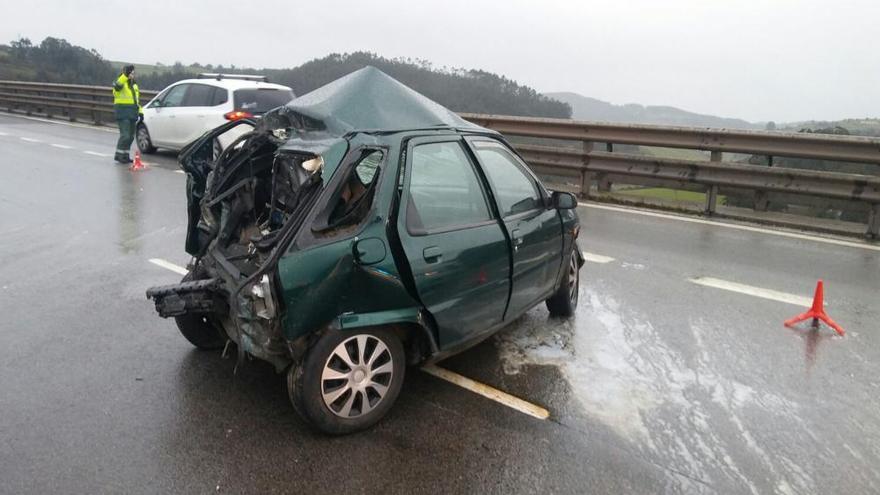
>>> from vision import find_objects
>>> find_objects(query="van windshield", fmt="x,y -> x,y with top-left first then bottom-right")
233,88 -> 295,115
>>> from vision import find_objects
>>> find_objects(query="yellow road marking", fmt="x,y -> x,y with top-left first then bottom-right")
421,364 -> 550,420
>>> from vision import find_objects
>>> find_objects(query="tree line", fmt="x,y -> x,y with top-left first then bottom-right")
0,37 -> 571,118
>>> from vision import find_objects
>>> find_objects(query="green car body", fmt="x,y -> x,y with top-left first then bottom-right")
147,67 -> 583,433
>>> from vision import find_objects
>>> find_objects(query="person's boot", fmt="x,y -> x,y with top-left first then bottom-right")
114,152 -> 133,163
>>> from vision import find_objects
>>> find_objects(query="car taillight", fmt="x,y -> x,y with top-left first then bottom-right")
224,110 -> 253,121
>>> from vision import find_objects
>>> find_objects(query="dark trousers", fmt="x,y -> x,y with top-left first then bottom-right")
116,118 -> 136,156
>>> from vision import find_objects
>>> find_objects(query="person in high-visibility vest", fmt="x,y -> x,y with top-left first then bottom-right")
111,65 -> 143,163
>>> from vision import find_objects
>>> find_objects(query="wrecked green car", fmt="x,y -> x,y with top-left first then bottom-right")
147,67 -> 583,434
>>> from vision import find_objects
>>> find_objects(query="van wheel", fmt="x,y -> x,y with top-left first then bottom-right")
136,124 -> 157,154
288,328 -> 404,434
174,272 -> 225,349
546,248 -> 580,317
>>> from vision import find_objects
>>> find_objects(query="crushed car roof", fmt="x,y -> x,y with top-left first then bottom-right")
280,66 -> 486,136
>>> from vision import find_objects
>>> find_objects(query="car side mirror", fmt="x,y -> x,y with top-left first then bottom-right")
551,191 -> 577,210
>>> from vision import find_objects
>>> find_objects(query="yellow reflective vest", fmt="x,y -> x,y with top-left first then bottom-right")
111,74 -> 142,113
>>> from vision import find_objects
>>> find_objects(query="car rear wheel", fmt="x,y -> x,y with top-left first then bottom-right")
546,248 -> 580,317
174,272 -> 226,349
136,124 -> 157,154
287,328 -> 405,434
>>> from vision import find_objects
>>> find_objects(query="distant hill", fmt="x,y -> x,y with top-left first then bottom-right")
1,37 -> 570,118
779,119 -> 880,137
546,91 -> 760,129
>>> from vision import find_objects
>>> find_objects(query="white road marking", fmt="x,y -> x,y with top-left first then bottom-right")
83,151 -> 111,157
0,111 -> 117,133
174,170 -> 185,174
148,258 -> 189,275
0,131 -> 8,136
688,277 -> 814,307
421,364 -> 550,420
579,202 -> 880,253
50,143 -> 73,150
582,251 -> 615,264
19,137 -> 41,142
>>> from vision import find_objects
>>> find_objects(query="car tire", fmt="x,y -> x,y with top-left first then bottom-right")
174,272 -> 226,350
287,327 -> 405,435
136,124 -> 157,154
546,247 -> 580,317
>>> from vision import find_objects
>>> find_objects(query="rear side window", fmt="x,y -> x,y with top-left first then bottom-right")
211,87 -> 228,106
314,149 -> 384,233
472,140 -> 542,216
233,89 -> 295,114
406,141 -> 492,234
182,83 -> 217,107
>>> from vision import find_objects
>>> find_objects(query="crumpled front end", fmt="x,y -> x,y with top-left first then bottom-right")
147,112 -> 347,370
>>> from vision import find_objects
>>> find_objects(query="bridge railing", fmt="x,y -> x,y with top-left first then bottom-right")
0,80 -> 158,124
462,113 -> 880,238
0,81 -> 877,237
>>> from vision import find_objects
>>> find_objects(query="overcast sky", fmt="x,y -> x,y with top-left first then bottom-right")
4,0 -> 878,122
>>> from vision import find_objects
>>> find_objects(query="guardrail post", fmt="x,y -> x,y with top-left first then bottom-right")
596,142 -> 613,192
754,191 -> 770,211
868,204 -> 880,239
580,141 -> 594,198
705,151 -> 722,215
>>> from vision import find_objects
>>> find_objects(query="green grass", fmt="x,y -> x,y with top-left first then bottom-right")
616,187 -> 725,204
639,146 -> 707,161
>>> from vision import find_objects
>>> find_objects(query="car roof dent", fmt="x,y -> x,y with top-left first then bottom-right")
279,66 -> 487,136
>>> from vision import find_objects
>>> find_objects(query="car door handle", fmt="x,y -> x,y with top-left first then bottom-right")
423,246 -> 442,263
511,229 -> 524,246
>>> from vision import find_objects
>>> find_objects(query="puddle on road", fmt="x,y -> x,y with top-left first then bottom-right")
495,287 -> 820,494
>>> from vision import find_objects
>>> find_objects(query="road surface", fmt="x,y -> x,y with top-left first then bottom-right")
1,113 -> 879,494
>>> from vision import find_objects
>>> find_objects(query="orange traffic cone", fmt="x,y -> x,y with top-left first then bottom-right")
784,280 -> 845,336
130,151 -> 146,171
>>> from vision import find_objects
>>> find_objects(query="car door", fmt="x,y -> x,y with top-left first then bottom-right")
396,137 -> 511,350
466,137 -> 563,318
172,83 -> 220,148
146,83 -> 188,146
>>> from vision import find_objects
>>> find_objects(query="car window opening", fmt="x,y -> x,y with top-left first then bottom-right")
317,150 -> 383,235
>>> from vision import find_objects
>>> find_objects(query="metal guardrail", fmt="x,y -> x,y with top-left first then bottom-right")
462,114 -> 880,238
0,80 -> 157,124
0,81 -> 877,237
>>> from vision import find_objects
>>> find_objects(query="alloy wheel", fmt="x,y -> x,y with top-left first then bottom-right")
569,251 -> 579,306
321,335 -> 394,418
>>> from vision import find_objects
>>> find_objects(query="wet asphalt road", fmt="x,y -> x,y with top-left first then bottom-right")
1,113 -> 879,494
